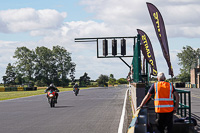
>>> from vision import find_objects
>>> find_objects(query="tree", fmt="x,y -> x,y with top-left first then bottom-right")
3,76 -> 8,87
116,78 -> 128,84
13,47 -> 36,82
177,46 -> 200,82
52,45 -> 75,87
79,72 -> 91,87
15,73 -> 24,85
108,74 -> 116,86
97,74 -> 109,87
5,63 -> 16,85
6,46 -> 76,87
177,69 -> 190,82
69,63 -> 76,82
34,46 -> 54,85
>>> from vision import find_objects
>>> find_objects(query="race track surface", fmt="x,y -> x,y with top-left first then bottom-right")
0,87 -> 127,133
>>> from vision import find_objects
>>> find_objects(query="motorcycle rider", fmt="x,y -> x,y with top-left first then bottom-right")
73,83 -> 79,93
44,83 -> 59,103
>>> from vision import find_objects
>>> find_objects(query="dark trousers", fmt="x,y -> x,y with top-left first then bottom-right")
156,111 -> 173,133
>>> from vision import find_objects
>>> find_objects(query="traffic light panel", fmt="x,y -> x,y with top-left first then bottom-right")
103,39 -> 108,56
112,39 -> 117,55
121,39 -> 126,55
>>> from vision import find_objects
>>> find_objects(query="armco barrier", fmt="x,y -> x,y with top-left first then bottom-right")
10,87 -> 17,91
24,87 -> 37,91
0,87 -> 37,92
5,87 -> 11,91
17,87 -> 24,91
5,87 -> 17,91
0,87 -> 5,92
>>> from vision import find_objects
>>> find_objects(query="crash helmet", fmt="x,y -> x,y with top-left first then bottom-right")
50,83 -> 54,87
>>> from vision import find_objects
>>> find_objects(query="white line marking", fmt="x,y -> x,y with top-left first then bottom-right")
118,89 -> 128,133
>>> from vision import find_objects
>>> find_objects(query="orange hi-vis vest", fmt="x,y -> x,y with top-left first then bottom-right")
154,81 -> 174,113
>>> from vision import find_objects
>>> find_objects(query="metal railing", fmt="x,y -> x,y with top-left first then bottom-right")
176,89 -> 191,123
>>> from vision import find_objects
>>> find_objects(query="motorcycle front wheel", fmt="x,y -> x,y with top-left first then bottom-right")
50,98 -> 55,108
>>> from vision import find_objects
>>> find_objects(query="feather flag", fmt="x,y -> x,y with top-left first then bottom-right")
137,29 -> 157,76
147,2 -> 174,76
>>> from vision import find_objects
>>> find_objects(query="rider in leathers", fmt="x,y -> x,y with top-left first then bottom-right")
44,83 -> 59,103
73,83 -> 79,94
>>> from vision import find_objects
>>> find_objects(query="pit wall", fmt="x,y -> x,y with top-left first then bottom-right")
129,83 -> 146,114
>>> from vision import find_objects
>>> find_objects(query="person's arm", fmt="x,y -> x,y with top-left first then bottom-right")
44,87 -> 49,93
138,92 -> 152,109
173,91 -> 179,114
55,87 -> 59,92
137,83 -> 155,110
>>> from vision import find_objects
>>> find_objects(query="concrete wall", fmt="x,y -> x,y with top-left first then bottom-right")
129,82 -> 146,114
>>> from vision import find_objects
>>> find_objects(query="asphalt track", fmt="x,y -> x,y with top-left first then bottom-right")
0,87 -> 127,133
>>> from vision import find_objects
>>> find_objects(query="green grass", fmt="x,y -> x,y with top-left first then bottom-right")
0,87 -> 90,101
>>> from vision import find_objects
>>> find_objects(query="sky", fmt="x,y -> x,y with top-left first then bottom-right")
0,0 -> 200,82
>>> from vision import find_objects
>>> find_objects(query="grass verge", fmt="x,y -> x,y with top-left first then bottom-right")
0,87 -> 90,101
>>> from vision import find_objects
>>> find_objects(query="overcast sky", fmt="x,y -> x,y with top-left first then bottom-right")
0,0 -> 200,82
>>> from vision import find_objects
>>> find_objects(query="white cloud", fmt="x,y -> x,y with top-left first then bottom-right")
80,0 -> 200,38
0,8 -> 67,33
0,0 -> 199,81
0,40 -> 19,80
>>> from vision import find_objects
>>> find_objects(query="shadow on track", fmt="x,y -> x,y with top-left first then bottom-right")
74,95 -> 84,96
54,105 -> 74,108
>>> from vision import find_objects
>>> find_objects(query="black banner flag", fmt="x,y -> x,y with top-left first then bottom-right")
137,29 -> 157,76
147,2 -> 174,76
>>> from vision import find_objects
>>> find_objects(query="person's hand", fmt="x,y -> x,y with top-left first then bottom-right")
136,106 -> 142,111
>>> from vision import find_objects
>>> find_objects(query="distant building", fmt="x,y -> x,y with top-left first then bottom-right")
190,56 -> 200,88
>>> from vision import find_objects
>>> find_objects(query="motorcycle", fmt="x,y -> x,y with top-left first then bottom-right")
47,89 -> 57,108
74,88 -> 79,96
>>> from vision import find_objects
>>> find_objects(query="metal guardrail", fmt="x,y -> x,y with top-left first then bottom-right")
176,89 -> 191,123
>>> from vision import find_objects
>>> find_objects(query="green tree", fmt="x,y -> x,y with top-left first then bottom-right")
177,46 -> 200,82
5,46 -> 76,87
34,46 -> 54,85
13,47 -> 36,82
97,74 -> 109,87
3,76 -> 8,87
79,72 -> 91,87
52,45 -> 75,87
15,73 -> 24,85
69,64 -> 76,82
5,63 -> 16,85
116,78 -> 128,84
108,74 -> 116,86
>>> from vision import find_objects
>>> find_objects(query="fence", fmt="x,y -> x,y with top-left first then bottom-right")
176,89 -> 191,123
